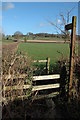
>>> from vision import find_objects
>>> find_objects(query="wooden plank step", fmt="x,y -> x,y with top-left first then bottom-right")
32,92 -> 59,100
33,74 -> 60,81
32,83 -> 60,91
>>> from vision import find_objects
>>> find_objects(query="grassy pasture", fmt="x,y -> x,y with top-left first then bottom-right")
18,43 -> 70,64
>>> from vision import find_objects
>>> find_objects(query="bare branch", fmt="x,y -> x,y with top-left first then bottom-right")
47,19 -> 66,35
67,6 -> 75,24
60,13 -> 66,26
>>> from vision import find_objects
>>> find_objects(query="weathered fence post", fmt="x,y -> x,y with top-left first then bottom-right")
46,57 -> 50,74
65,16 -> 77,98
69,16 -> 76,97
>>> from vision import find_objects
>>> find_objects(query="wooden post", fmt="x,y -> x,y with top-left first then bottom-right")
46,57 -> 50,74
69,16 -> 77,97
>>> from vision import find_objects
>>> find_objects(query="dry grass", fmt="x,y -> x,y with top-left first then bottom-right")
2,43 -> 33,104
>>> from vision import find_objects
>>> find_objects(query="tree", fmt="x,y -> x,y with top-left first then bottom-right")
27,32 -> 33,36
47,6 -> 75,42
14,31 -> 23,40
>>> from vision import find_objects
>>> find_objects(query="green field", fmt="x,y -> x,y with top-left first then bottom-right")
18,43 -> 70,64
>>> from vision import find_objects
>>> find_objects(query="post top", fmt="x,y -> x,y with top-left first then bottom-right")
72,16 -> 77,28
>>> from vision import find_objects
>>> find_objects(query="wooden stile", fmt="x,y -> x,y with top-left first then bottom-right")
3,74 -> 60,101
33,57 -> 50,74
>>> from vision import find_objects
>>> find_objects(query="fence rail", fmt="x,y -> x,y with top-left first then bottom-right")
33,74 -> 60,81
33,60 -> 47,63
32,83 -> 60,91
